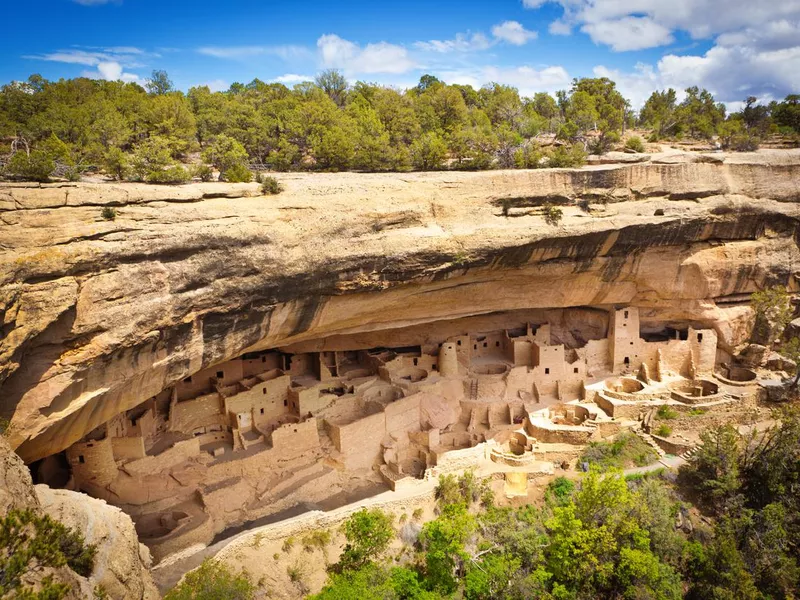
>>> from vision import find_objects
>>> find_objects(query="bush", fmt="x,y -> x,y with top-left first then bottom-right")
101,207 -> 117,221
547,143 -> 586,168
103,148 -> 128,180
145,165 -> 190,184
334,508 -> 394,572
581,432 -> 659,471
222,162 -> 252,183
302,529 -> 331,552
194,164 -> 214,182
202,134 -> 250,181
655,424 -> 673,437
0,508 -> 97,597
129,136 -> 174,181
4,150 -> 55,181
542,203 -> 563,226
656,405 -> 679,420
625,136 -> 645,153
261,176 -> 283,195
164,559 -> 254,600
410,132 -> 447,170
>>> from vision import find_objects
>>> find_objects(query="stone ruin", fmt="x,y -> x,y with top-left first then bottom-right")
32,306 -> 759,562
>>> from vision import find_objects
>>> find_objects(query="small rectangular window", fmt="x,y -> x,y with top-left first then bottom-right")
78,455 -> 85,464
262,356 -> 266,363
457,340 -> 461,346
483,342 -> 487,348
260,408 -> 264,415
574,367 -> 579,373
624,310 -> 629,319
216,371 -> 224,378
263,388 -> 267,395
284,399 -> 288,406
495,341 -> 500,347
474,345 -> 477,350
183,376 -> 192,383
697,333 -> 703,342
545,368 -> 550,374
624,357 -> 630,365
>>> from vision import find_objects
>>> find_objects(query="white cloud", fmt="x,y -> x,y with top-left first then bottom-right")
273,74 -> 314,84
72,0 -> 120,5
581,16 -> 674,51
491,21 -> 538,45
438,64 -> 571,96
317,34 -> 417,74
197,45 -> 311,61
522,0 -> 548,7
414,32 -> 491,53
82,60 -> 140,82
548,19 -> 572,35
204,79 -> 229,92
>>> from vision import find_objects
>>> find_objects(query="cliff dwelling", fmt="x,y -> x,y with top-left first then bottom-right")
28,305 -> 758,561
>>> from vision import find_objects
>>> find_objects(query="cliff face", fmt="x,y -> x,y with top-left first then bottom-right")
2,149 -> 800,462
0,437 -> 158,599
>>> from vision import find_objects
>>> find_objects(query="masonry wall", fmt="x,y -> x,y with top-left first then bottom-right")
170,393 -> 225,433
224,375 -> 290,426
385,394 -> 421,438
271,419 -> 320,458
123,438 -> 201,476
111,436 -> 146,462
67,437 -> 117,488
330,412 -> 385,470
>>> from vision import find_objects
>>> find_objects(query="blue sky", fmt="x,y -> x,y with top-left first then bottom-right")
3,0 -> 799,107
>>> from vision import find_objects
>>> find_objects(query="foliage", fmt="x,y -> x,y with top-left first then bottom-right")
335,508 -> 394,572
312,564 -> 437,600
101,207 -> 116,221
410,131 -> 447,170
193,163 -> 214,182
580,432 -> 659,471
655,424 -> 673,437
302,529 -> 331,552
434,471 -> 491,509
103,147 -> 128,180
546,143 -> 586,168
0,508 -> 97,598
419,503 -> 477,593
542,203 -> 563,226
164,559 -> 254,600
261,176 -> 283,195
751,285 -> 793,346
624,135 -> 645,153
4,150 -> 55,181
201,134 -> 250,181
657,405 -> 679,420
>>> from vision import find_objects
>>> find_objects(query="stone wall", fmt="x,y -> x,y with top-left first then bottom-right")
329,412 -> 385,470
123,438 -> 200,476
170,393 -> 224,433
66,437 -> 117,488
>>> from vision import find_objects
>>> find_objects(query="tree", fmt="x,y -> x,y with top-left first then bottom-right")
676,87 -> 726,140
202,134 -> 250,181
751,285 -> 793,346
679,425 -> 742,512
410,132 -> 447,170
146,70 -> 174,96
419,503 -> 477,594
0,508 -> 96,598
315,70 -> 349,108
335,508 -> 394,572
164,559 -> 254,600
640,89 -> 679,139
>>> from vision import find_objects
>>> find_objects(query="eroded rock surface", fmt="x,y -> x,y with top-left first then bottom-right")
2,149 -> 800,463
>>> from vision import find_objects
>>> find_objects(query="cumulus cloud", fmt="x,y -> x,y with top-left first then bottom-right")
317,34 -> 417,74
581,17 -> 673,51
417,20 -> 537,54
438,64 -> 570,96
522,0 -> 800,102
491,21 -> 538,45
24,47 -> 145,81
273,74 -> 314,84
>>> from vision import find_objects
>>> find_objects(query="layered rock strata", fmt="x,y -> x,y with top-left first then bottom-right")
2,149 -> 800,462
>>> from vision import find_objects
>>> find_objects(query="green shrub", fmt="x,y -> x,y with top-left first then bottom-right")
202,134 -> 250,181
194,164 -> 214,182
164,559 -> 254,600
334,508 -> 394,572
261,176 -> 283,195
655,424 -> 673,437
302,529 -> 331,552
546,476 -> 576,505
221,162 -> 252,183
547,143 -> 586,168
581,432 -> 659,471
625,136 -> 645,153
4,150 -> 55,181
129,136 -> 174,181
542,203 -> 563,226
101,207 -> 117,221
656,405 -> 679,420
0,508 -> 97,597
410,131 -> 447,170
103,148 -> 129,180
145,165 -> 190,184
282,536 -> 295,552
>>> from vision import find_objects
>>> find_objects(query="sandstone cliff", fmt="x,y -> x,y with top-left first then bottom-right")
2,149 -> 800,461
0,437 -> 158,599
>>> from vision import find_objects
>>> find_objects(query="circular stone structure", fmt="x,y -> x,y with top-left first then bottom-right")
396,367 -> 428,383
605,377 -> 645,394
715,365 -> 757,385
669,378 -> 722,403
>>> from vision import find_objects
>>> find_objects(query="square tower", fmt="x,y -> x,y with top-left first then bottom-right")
609,307 -> 641,373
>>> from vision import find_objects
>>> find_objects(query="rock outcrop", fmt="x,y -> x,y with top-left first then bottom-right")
2,149 -> 800,462
0,437 -> 157,599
